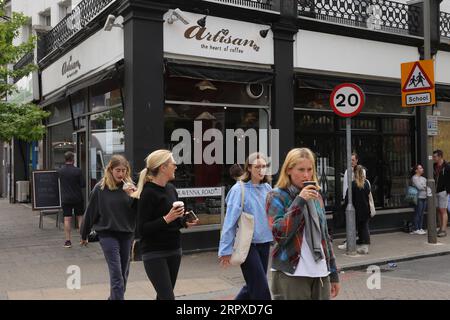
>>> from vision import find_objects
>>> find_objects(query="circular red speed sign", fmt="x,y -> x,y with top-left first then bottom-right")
330,83 -> 365,118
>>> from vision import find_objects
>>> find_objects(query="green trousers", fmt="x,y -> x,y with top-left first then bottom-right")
271,270 -> 331,300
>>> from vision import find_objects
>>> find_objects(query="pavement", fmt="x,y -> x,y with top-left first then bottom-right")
1,198 -> 450,300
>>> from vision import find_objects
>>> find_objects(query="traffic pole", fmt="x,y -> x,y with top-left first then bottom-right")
345,117 -> 357,255
423,0 -> 437,244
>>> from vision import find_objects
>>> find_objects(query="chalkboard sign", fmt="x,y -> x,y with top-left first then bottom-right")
32,170 -> 62,210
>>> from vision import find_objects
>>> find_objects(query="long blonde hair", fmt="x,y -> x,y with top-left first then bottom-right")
132,149 -> 173,199
275,148 -> 318,189
354,165 -> 365,189
239,152 -> 271,183
100,154 -> 133,190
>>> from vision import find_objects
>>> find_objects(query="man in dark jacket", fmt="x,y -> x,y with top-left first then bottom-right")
58,151 -> 85,247
433,150 -> 450,237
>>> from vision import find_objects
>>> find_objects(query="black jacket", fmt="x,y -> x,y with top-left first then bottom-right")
137,182 -> 187,254
434,161 -> 450,193
58,164 -> 85,204
344,180 -> 371,222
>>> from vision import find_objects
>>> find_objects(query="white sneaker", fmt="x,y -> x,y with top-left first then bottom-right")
356,245 -> 369,254
410,230 -> 420,235
418,229 -> 427,235
338,242 -> 347,250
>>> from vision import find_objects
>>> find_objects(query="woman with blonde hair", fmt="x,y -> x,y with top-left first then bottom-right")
266,148 -> 340,300
80,154 -> 137,300
344,164 -> 371,254
134,149 -> 198,300
219,152 -> 273,300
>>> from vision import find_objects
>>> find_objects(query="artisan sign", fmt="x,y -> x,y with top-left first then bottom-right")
401,60 -> 435,107
164,11 -> 273,64
61,56 -> 81,78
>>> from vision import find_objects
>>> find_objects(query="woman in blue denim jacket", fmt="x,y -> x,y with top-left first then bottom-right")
218,152 -> 273,300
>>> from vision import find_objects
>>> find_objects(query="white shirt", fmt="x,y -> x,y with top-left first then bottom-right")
284,233 -> 329,278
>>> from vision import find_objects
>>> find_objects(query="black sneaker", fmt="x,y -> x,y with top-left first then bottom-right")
64,240 -> 72,248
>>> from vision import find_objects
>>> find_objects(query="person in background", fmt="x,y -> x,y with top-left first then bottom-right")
344,165 -> 371,254
266,148 -> 340,300
132,150 -> 198,300
433,150 -> 450,237
339,152 -> 366,250
229,164 -> 244,182
80,155 -> 137,300
219,153 -> 273,300
410,164 -> 427,235
58,151 -> 85,248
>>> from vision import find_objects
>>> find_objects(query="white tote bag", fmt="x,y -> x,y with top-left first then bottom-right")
230,181 -> 254,266
367,180 -> 376,218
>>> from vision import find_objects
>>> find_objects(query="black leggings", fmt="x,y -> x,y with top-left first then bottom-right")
143,254 -> 181,300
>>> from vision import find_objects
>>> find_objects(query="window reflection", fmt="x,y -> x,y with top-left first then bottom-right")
89,108 -> 125,189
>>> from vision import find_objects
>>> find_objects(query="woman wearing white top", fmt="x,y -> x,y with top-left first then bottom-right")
410,164 -> 428,235
266,148 -> 340,300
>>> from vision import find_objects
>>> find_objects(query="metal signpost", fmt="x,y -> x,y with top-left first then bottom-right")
330,83 -> 365,255
399,1 -> 438,244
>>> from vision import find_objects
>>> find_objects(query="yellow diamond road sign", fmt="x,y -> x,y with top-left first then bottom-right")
401,59 -> 435,107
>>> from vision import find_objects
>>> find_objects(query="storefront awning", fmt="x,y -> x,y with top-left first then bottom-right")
65,67 -> 118,96
296,74 -> 401,96
39,90 -> 66,108
165,61 -> 273,84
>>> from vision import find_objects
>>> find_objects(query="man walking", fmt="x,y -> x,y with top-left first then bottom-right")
433,150 -> 450,237
58,151 -> 85,247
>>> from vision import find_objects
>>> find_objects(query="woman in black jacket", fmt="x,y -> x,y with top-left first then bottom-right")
132,149 -> 198,300
344,165 -> 371,254
80,154 -> 137,300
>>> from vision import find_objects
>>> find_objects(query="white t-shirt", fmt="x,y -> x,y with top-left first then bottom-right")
285,233 -> 329,278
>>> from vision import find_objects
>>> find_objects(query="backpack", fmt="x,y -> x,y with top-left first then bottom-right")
405,185 -> 418,206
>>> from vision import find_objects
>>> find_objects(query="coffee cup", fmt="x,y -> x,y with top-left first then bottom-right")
173,201 -> 184,209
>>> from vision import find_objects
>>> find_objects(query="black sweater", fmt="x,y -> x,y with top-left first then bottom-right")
80,183 -> 137,240
137,182 -> 187,253
344,180 -> 371,222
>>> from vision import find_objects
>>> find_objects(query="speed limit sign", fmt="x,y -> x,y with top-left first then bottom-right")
330,83 -> 365,117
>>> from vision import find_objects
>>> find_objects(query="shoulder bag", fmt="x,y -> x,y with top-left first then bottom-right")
230,181 -> 255,266
367,180 -> 376,218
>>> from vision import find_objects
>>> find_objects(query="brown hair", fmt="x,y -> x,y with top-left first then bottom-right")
354,165 -> 365,189
100,154 -> 133,190
239,152 -> 271,184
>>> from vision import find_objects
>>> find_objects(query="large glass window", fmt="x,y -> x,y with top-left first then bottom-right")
89,108 -> 124,189
48,121 -> 75,169
295,78 -> 416,212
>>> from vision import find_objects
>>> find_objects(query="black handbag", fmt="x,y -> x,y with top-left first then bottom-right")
88,230 -> 99,242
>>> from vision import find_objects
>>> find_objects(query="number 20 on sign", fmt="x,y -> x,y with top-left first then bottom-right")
330,83 -> 365,118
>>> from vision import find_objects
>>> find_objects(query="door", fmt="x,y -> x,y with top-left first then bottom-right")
73,130 -> 87,206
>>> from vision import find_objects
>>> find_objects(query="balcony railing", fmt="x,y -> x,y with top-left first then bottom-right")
205,0 -> 275,11
298,0 -> 422,36
39,0 -> 116,61
441,11 -> 450,38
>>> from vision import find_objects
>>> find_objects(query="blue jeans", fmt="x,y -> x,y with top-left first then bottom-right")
414,198 -> 427,231
235,242 -> 271,300
99,233 -> 133,300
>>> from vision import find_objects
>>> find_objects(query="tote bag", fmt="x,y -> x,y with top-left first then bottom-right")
230,181 -> 255,266
367,180 -> 376,217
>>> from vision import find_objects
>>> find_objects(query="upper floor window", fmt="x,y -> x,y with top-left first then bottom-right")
59,0 -> 72,21
39,9 -> 51,27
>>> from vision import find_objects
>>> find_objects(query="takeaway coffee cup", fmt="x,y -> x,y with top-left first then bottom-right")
173,201 -> 184,210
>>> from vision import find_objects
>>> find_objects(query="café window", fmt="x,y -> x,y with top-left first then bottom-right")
295,83 -> 415,210
89,108 -> 124,189
48,121 -> 75,169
